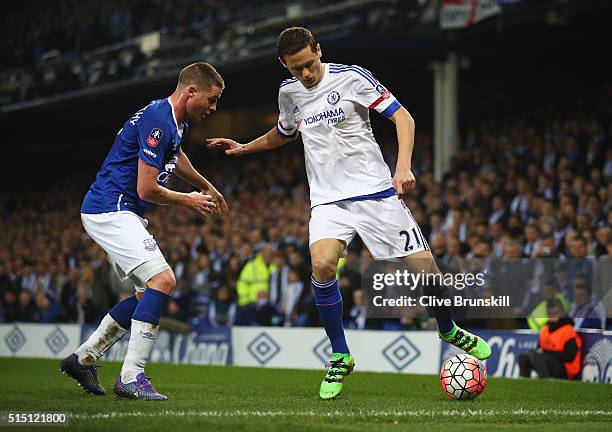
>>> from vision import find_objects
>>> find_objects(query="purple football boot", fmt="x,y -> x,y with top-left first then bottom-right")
113,373 -> 168,401
60,353 -> 106,396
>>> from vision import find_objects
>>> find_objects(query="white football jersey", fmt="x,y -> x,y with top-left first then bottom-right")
277,63 -> 401,207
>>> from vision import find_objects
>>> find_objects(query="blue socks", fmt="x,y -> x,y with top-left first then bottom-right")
132,289 -> 170,325
108,289 -> 170,329
109,295 -> 139,329
422,283 -> 455,334
311,276 -> 349,354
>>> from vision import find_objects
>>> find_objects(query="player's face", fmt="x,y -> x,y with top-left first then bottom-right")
281,44 -> 323,88
186,85 -> 223,122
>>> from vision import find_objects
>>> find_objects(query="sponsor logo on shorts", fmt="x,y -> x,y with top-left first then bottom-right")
147,128 -> 163,147
143,238 -> 157,251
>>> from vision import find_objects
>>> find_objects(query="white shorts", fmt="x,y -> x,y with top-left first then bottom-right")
81,211 -> 171,292
309,196 -> 430,260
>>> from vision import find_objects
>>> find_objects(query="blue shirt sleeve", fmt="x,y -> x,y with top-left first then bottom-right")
137,120 -> 172,171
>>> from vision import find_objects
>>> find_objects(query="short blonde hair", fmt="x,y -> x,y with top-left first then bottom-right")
178,62 -> 224,90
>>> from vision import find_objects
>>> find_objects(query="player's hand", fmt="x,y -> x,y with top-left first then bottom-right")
393,167 -> 416,197
185,191 -> 216,218
202,184 -> 229,217
206,138 -> 245,156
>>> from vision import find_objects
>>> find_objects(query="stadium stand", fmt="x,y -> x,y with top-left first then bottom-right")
0,0 -> 610,331
1,101 -> 610,328
0,0 -> 378,105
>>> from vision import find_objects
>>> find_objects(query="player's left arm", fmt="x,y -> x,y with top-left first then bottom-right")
174,149 -> 229,216
350,67 -> 417,196
388,107 -> 416,196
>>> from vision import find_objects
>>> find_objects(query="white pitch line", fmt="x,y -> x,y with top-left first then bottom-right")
69,409 -> 612,420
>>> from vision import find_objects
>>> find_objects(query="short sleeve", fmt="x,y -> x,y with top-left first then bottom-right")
350,66 -> 402,118
137,122 -> 171,170
276,87 -> 299,138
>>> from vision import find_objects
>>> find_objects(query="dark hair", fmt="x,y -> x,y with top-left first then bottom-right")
573,275 -> 589,290
178,62 -> 224,90
541,232 -> 555,241
544,279 -> 559,289
546,298 -> 565,312
277,27 -> 317,61
573,236 -> 587,246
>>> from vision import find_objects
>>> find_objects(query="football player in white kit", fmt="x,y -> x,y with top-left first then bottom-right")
208,27 -> 490,399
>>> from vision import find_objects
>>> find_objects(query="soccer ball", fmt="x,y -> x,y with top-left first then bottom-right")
440,354 -> 487,400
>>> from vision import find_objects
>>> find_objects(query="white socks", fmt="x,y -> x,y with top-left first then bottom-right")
74,315 -> 161,385
120,319 -> 160,383
75,314 -> 128,366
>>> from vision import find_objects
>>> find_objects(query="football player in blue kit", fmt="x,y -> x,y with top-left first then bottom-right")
60,62 -> 228,401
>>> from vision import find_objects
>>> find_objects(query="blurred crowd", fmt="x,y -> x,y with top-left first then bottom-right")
1,107 -> 611,331
0,0 -> 333,103
1,0 -> 255,71
1,0 -> 238,101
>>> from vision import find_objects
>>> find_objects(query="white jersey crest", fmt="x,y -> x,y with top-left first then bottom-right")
277,63 -> 401,207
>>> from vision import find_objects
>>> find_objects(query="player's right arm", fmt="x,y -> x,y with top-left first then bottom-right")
206,127 -> 294,156
206,86 -> 298,155
137,160 -> 216,217
137,118 -> 216,218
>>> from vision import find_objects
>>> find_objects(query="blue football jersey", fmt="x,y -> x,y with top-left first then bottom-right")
81,98 -> 188,217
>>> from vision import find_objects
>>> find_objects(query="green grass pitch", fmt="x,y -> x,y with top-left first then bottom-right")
0,358 -> 610,431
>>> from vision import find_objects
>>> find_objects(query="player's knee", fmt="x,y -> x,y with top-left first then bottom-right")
405,251 -> 439,274
147,270 -> 176,295
162,271 -> 177,292
311,258 -> 337,281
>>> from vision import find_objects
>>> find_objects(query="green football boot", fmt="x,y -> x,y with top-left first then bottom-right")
319,353 -> 355,400
439,324 -> 491,360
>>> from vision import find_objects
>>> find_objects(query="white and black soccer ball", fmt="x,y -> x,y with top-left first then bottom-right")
440,354 -> 487,400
